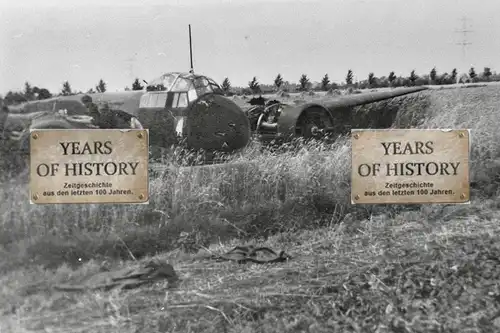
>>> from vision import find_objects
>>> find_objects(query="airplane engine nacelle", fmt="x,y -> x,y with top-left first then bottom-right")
186,94 -> 251,152
256,86 -> 429,144
276,103 -> 335,139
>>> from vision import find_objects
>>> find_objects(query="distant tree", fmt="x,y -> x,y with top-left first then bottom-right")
394,77 -> 404,87
436,73 -> 449,85
374,76 -> 388,88
483,67 -> 492,81
321,74 -> 330,91
409,70 -> 418,86
459,73 -> 470,84
248,76 -> 260,94
146,84 -> 165,92
430,67 -> 437,84
221,77 -> 231,94
274,74 -> 284,90
132,78 -> 144,91
469,67 -> 477,81
368,72 -> 376,88
299,74 -> 309,91
450,68 -> 458,83
24,82 -> 35,101
124,86 -> 131,91
96,79 -> 106,93
87,88 -> 96,94
388,71 -> 396,87
37,88 -> 52,100
284,80 -> 291,88
346,69 -> 353,85
415,74 -> 430,86
61,81 -> 73,96
4,91 -> 27,105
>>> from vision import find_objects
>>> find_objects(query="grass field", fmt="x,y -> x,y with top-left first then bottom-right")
1,85 -> 500,332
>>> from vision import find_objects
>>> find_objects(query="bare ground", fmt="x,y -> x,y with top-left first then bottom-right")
2,198 -> 500,332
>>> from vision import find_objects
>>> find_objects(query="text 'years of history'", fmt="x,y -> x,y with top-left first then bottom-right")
30,129 -> 149,204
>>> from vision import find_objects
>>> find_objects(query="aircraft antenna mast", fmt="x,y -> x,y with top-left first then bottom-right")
189,24 -> 194,74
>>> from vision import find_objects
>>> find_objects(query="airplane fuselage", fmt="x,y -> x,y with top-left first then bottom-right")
88,89 -> 251,151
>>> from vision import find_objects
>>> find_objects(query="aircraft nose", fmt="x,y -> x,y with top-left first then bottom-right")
186,94 -> 251,151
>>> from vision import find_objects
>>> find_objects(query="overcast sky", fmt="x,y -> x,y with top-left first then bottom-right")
1,0 -> 499,94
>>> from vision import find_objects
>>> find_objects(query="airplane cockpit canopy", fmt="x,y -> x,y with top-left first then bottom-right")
141,72 -> 224,109
146,72 -> 223,96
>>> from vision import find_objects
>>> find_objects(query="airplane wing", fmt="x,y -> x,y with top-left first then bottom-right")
267,86 -> 430,139
323,86 -> 429,110
90,91 -> 144,116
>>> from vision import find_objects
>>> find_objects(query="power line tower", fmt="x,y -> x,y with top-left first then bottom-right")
126,56 -> 135,79
455,16 -> 473,81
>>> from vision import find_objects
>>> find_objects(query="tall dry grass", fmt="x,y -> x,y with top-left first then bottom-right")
0,86 -> 498,271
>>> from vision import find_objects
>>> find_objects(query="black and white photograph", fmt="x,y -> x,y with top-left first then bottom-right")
1,0 -> 499,331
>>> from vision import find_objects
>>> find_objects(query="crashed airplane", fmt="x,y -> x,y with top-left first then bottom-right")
3,72 -> 251,162
2,74 -> 428,167
1,24 -> 428,169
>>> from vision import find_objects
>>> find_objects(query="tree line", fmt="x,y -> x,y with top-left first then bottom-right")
1,78 -> 115,106
1,67 -> 497,105
221,66 -> 497,95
